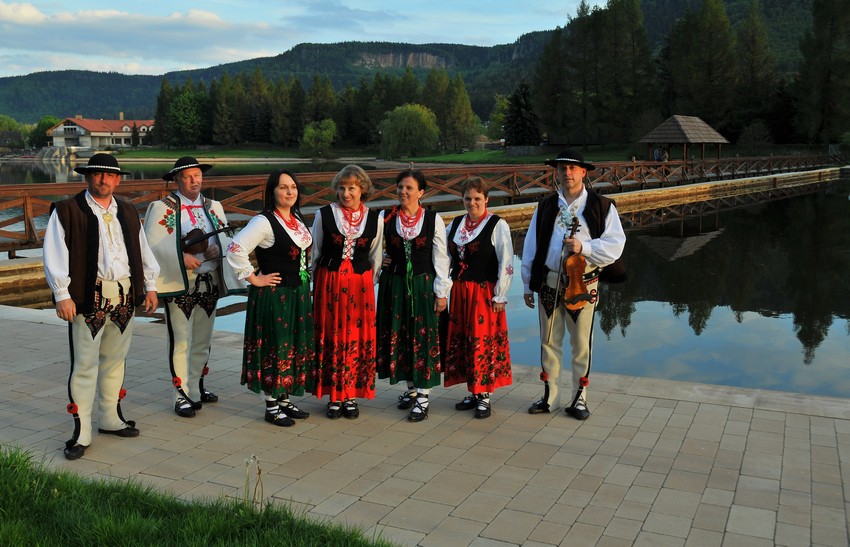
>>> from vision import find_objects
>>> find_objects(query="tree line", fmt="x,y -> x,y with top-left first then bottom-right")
150,0 -> 847,156
150,67 -> 479,158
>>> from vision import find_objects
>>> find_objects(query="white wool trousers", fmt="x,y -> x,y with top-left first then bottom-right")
537,271 -> 599,410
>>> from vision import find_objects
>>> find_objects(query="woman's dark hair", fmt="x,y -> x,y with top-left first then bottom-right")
263,169 -> 304,222
461,176 -> 489,198
395,169 -> 427,191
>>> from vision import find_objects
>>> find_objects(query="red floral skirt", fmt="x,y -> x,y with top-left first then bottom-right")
443,279 -> 512,393
308,261 -> 377,400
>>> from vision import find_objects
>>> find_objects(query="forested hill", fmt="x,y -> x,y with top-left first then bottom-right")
0,0 -> 812,125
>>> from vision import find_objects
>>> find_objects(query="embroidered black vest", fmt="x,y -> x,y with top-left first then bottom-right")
315,205 -> 379,274
52,191 -> 146,313
447,215 -> 500,283
255,211 -> 309,288
383,208 -> 437,276
528,190 -> 625,291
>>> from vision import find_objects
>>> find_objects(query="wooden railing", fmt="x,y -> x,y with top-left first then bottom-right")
0,154 -> 838,254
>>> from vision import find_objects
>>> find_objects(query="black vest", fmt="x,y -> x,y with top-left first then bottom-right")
52,191 -> 146,313
315,205 -> 380,274
447,215 -> 501,283
254,211 -> 310,288
382,208 -> 437,276
528,190 -> 626,292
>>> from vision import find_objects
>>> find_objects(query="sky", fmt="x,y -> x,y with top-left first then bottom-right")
0,1 -> 602,79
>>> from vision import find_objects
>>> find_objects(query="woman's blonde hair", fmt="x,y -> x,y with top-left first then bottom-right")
332,165 -> 373,199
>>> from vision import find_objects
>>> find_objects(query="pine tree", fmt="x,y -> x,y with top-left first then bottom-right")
794,0 -> 850,143
504,80 -> 541,146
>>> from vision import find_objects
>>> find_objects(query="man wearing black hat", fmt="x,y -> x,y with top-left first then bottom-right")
144,157 -> 244,418
43,153 -> 160,460
520,149 -> 626,420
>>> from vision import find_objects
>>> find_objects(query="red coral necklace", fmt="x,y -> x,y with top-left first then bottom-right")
464,210 -> 487,232
340,203 -> 365,228
274,209 -> 300,231
398,206 -> 423,228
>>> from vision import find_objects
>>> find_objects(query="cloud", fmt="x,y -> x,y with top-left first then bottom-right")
0,2 -> 285,76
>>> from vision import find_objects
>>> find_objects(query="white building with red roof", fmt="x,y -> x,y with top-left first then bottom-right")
47,114 -> 155,149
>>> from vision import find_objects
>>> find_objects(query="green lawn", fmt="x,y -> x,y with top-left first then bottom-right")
0,447 -> 393,547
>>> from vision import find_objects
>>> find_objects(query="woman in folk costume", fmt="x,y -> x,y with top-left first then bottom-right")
376,169 -> 451,422
226,170 -> 314,427
444,177 -> 513,419
309,165 -> 383,419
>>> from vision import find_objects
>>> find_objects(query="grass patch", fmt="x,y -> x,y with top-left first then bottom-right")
0,446 -> 392,546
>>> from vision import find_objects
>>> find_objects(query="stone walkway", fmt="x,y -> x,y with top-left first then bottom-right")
1,304 -> 848,546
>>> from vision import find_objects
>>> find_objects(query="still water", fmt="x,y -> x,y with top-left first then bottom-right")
8,158 -> 849,398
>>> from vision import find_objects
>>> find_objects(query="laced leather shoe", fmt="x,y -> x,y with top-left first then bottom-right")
455,395 -> 476,411
565,400 -> 590,421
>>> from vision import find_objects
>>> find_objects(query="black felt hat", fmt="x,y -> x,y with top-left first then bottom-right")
543,148 -> 595,171
163,156 -> 213,181
73,153 -> 130,175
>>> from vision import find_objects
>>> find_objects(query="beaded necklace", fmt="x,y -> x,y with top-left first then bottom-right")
463,210 -> 487,232
340,203 -> 365,229
398,206 -> 422,229
274,208 -> 300,231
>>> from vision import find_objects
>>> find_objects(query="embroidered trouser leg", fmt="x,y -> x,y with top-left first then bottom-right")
69,314 -> 134,446
537,273 -> 599,409
165,300 -> 216,402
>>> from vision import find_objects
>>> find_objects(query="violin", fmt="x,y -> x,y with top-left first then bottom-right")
561,217 -> 593,310
181,225 -> 235,255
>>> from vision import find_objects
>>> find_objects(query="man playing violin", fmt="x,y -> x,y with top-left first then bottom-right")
144,157 -> 245,418
521,149 -> 626,420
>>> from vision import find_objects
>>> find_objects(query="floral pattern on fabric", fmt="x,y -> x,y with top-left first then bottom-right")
376,271 -> 442,388
241,281 -> 314,397
166,273 -> 219,319
308,263 -> 377,400
82,282 -> 136,339
443,279 -> 512,393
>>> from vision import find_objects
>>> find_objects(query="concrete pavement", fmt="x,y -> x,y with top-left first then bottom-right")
1,304 -> 848,546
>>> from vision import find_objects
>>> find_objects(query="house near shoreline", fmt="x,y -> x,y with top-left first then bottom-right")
46,114 -> 155,149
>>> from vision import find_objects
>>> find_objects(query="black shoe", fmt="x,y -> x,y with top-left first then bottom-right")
407,395 -> 429,422
566,400 -> 590,421
200,390 -> 218,403
327,401 -> 343,419
278,399 -> 310,419
397,390 -> 416,410
455,395 -> 476,411
264,406 -> 295,427
474,396 -> 491,419
98,425 -> 140,437
342,400 -> 359,419
528,400 -> 551,414
63,443 -> 87,461
175,397 -> 196,418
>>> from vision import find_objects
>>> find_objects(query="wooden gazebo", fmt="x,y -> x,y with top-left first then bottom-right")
640,115 -> 729,161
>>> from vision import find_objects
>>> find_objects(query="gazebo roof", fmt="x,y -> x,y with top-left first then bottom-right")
640,115 -> 729,144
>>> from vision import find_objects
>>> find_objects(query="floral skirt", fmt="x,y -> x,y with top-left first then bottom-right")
308,262 -> 377,400
443,279 -> 512,393
241,280 -> 314,397
376,271 -> 443,388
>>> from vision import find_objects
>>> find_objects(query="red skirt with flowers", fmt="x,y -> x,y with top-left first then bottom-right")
308,261 -> 377,400
443,279 -> 512,393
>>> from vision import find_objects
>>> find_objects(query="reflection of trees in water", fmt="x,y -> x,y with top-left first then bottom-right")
595,182 -> 850,361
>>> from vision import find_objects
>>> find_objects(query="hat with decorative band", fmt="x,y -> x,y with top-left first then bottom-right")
163,156 -> 213,181
73,153 -> 131,175
543,148 -> 595,171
